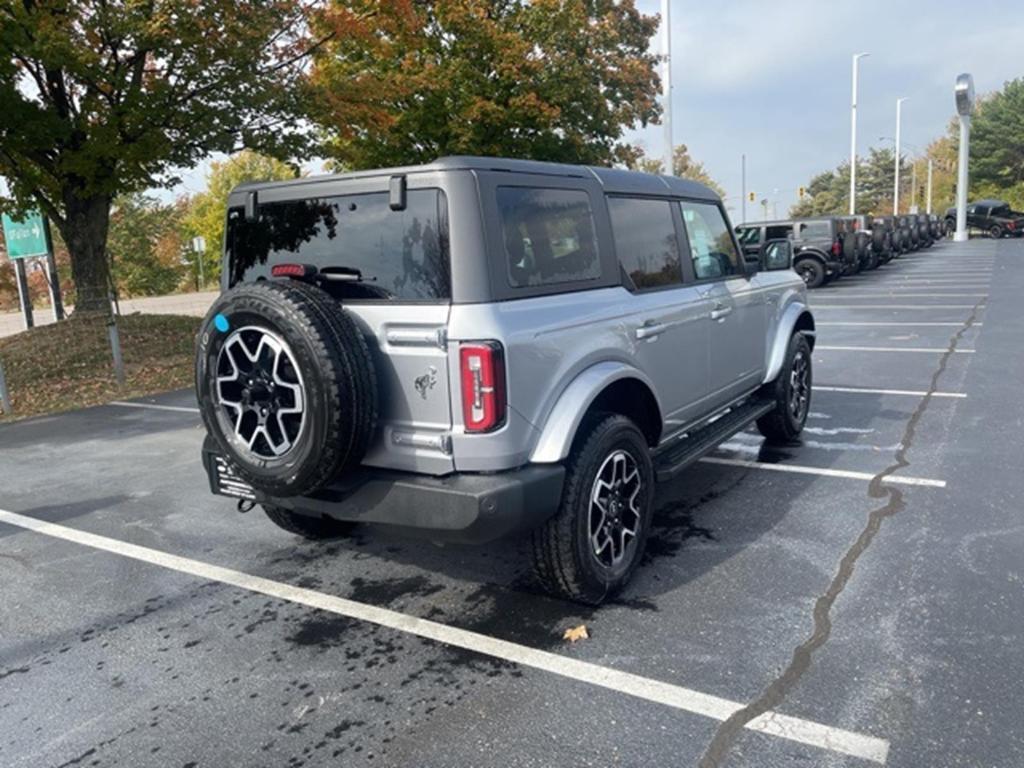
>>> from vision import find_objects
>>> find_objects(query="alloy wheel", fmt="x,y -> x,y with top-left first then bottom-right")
589,449 -> 643,568
215,326 -> 306,459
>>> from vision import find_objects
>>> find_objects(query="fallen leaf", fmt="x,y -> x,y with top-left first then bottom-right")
563,624 -> 589,643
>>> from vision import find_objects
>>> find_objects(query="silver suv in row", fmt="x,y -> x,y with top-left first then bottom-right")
196,157 -> 816,603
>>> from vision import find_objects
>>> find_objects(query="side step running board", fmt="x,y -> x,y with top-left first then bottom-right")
653,399 -> 775,482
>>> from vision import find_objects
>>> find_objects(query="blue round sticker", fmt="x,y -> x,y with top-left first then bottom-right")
213,314 -> 230,333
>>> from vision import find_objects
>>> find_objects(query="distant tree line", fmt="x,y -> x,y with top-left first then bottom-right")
792,78 -> 1024,217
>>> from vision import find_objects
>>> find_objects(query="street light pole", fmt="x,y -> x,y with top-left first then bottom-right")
661,0 -> 673,176
926,159 -> 933,214
849,52 -> 869,215
893,97 -> 908,215
741,154 -> 747,222
954,74 -> 975,242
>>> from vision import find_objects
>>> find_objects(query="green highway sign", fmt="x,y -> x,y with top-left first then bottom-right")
1,210 -> 51,260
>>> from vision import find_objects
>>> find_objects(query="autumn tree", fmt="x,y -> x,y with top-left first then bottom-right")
626,144 -> 726,197
790,147 -> 913,217
0,1 -> 315,312
308,0 -> 661,170
107,194 -> 186,297
182,151 -> 299,286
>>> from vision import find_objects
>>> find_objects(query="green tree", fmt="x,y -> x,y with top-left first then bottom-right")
626,144 -> 726,198
971,79 -> 1024,209
309,0 -> 661,170
0,1 -> 314,312
182,151 -> 299,287
791,148 -> 912,217
107,194 -> 186,298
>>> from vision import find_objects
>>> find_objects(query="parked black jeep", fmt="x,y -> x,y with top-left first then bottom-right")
869,215 -> 897,263
735,218 -> 844,288
944,199 -> 1024,239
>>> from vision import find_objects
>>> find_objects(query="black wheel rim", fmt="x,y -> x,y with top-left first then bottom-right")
589,449 -> 643,568
788,349 -> 810,423
797,264 -> 815,285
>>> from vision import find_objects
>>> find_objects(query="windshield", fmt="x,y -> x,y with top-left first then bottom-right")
226,189 -> 450,301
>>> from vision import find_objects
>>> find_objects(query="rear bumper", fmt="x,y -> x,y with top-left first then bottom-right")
202,438 -> 565,544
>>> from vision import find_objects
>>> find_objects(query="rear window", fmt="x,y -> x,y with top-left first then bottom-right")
991,204 -> 1011,217
497,187 -> 600,288
226,189 -> 450,301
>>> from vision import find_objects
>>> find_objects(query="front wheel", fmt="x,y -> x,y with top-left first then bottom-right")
757,334 -> 812,444
531,414 -> 655,605
795,258 -> 826,289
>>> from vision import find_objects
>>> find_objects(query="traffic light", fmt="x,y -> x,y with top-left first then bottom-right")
748,191 -> 755,202
798,186 -> 806,199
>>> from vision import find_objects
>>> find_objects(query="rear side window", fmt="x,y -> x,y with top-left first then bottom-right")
765,225 -> 792,240
608,198 -> 682,290
227,189 -> 450,301
798,221 -> 832,240
678,201 -> 740,280
497,187 -> 600,288
736,226 -> 761,245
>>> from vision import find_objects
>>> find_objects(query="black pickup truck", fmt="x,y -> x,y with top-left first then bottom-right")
944,199 -> 1024,239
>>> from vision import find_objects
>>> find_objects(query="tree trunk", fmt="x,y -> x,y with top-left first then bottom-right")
61,190 -> 113,315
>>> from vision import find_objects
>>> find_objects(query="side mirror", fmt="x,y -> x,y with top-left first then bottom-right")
761,238 -> 793,271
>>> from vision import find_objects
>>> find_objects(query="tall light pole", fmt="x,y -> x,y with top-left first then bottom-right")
926,159 -> 934,214
893,97 -> 908,215
741,154 -> 747,222
954,74 -> 975,242
849,52 -> 869,215
661,0 -> 673,176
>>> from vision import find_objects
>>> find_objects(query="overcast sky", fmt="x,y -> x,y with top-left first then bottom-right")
169,0 -> 1024,219
628,0 -> 1024,220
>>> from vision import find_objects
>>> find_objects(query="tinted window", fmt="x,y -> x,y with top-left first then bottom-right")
497,187 -> 600,288
991,204 -> 1010,217
608,198 -> 682,290
227,189 -> 449,300
736,226 -> 761,245
765,225 -> 792,240
679,201 -> 740,280
798,221 -> 832,240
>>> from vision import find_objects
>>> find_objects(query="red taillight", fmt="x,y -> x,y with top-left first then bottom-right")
831,241 -> 841,256
271,263 -> 314,278
1008,221 -> 1016,230
460,342 -> 506,433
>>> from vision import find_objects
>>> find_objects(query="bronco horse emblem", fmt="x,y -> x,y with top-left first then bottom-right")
414,366 -> 437,399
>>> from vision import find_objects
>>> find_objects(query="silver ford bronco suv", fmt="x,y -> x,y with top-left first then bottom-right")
196,157 -> 815,604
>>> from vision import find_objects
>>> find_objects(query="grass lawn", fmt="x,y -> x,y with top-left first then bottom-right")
0,313 -> 200,421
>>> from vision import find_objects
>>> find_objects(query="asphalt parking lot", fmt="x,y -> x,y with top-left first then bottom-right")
2,238 -> 1022,767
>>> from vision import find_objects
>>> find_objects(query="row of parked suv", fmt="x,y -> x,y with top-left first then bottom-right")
736,212 -> 946,289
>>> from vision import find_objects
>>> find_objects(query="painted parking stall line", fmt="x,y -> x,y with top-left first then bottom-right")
699,457 -> 946,488
110,401 -> 200,414
815,345 -> 975,354
814,385 -> 966,399
0,508 -> 890,764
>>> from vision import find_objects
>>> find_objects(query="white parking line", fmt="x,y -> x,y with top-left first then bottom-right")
811,305 -> 979,310
813,293 -> 988,298
0,508 -> 889,764
699,457 -> 946,488
817,322 -> 983,327
110,401 -> 200,414
814,385 -> 966,399
815,345 -> 974,354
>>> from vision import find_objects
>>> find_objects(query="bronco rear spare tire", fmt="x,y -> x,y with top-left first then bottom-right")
196,280 -> 378,497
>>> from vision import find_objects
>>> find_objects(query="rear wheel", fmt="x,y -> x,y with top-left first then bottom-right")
989,224 -> 1003,239
263,505 -> 356,540
531,414 -> 654,605
757,334 -> 812,444
795,258 -> 826,289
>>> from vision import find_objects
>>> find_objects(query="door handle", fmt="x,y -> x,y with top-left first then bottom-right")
710,302 -> 732,321
635,321 -> 668,340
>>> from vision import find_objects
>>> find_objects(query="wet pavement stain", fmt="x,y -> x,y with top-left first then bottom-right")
697,297 -> 986,767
